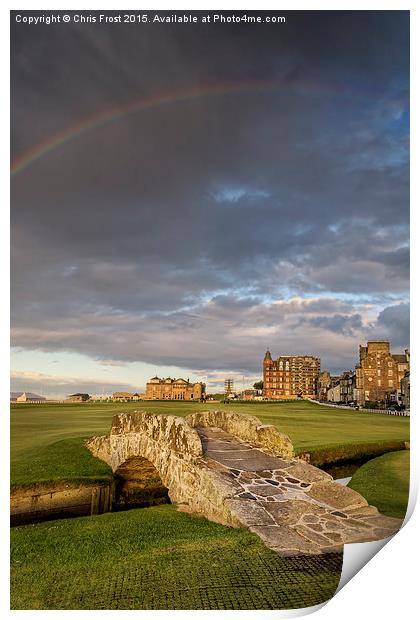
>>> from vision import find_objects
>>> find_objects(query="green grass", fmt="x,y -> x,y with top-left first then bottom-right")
10,401 -> 408,610
11,400 -> 409,488
348,450 -> 410,518
10,504 -> 342,610
11,437 -> 113,489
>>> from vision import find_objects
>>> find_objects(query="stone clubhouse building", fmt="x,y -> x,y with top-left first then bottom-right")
145,376 -> 206,401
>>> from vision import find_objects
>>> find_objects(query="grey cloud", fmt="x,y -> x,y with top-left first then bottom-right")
11,296 -> 383,376
302,313 -> 363,336
371,302 -> 409,348
11,11 -> 409,375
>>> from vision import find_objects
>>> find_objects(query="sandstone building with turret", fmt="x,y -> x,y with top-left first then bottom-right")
263,350 -> 320,399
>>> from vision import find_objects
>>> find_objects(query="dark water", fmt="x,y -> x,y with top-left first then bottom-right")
11,506 -> 90,527
319,458 -> 372,480
11,482 -> 170,526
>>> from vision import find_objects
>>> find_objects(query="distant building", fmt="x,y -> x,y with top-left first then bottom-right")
263,350 -> 320,399
400,371 -> 410,409
112,391 -> 135,401
110,392 -> 144,401
145,377 -> 206,401
317,371 -> 332,402
318,371 -> 347,402
65,393 -> 90,402
242,389 -> 263,401
326,380 -> 341,403
355,341 -> 410,406
339,371 -> 356,404
11,391 -> 46,403
89,394 -> 112,401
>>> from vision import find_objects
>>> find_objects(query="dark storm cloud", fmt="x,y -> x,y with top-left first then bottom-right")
371,302 -> 410,348
11,296 -> 405,375
300,314 -> 363,336
11,10 -> 409,374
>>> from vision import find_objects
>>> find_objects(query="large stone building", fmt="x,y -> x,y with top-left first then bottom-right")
354,341 -> 410,406
263,350 -> 320,399
145,377 -> 206,401
400,371 -> 410,409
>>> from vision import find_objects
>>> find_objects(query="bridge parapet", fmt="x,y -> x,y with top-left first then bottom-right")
110,411 -> 203,459
186,410 -> 294,459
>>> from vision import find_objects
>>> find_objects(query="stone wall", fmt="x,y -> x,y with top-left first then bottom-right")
10,481 -> 115,525
186,410 -> 294,459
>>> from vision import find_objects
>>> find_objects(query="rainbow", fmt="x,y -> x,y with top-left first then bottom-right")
10,77 -> 352,177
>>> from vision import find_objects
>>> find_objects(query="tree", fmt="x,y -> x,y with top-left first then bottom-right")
253,380 -> 263,390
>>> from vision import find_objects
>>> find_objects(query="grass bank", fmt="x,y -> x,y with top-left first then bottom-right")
11,436 -> 113,490
10,504 -> 342,610
348,450 -> 410,518
305,440 -> 408,467
11,400 -> 409,488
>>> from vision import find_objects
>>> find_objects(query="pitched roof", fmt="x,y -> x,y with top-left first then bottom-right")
392,354 -> 407,363
67,393 -> 90,397
10,391 -> 45,400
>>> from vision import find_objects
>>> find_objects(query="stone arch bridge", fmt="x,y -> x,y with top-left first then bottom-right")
86,410 -> 401,556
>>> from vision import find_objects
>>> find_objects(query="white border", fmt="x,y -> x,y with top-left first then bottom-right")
4,2 -> 417,619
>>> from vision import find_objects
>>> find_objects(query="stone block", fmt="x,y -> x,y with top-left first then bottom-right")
264,499 -> 327,525
250,524 -> 315,554
295,525 -> 334,546
308,481 -> 368,509
225,499 -> 277,526
285,461 -> 333,483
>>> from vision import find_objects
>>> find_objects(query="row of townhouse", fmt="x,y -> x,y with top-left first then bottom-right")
318,341 -> 410,408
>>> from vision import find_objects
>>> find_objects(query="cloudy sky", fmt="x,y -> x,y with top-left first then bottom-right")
11,10 -> 409,397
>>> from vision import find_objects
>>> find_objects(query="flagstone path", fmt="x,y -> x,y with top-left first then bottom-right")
198,426 -> 402,556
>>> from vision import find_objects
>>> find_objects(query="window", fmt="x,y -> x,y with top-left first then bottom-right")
388,381 -> 393,387
377,370 -> 381,376
388,370 -> 393,376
